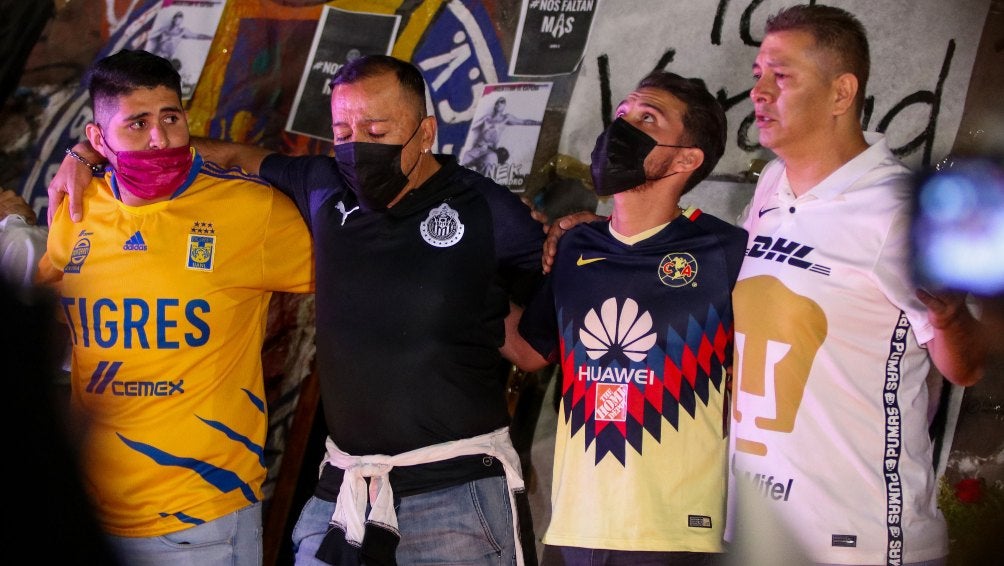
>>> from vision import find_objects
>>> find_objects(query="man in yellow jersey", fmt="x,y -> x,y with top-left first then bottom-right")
36,49 -> 314,566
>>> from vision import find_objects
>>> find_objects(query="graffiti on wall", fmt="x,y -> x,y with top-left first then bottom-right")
13,0 -> 991,215
559,0 -> 991,177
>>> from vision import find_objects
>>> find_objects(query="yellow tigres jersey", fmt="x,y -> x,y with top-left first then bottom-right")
37,157 -> 314,537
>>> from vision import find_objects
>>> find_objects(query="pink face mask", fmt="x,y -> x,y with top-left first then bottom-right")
110,145 -> 194,200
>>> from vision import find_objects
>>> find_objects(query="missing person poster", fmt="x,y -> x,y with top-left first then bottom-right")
459,82 -> 552,192
144,0 -> 227,100
509,0 -> 600,77
286,6 -> 401,141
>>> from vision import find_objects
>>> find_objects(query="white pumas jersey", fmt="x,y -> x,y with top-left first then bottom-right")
726,134 -> 948,565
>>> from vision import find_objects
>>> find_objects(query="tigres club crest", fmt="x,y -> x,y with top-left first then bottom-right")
187,221 -> 216,271
658,252 -> 698,287
420,203 -> 464,248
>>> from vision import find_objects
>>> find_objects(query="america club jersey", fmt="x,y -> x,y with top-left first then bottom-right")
519,208 -> 747,552
36,154 -> 314,537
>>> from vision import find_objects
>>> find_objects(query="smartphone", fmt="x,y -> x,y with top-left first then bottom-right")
910,156 -> 1004,296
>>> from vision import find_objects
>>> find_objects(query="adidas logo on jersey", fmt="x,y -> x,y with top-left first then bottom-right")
124,231 -> 147,251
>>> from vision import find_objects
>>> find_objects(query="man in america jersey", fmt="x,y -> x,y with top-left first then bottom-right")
515,70 -> 746,564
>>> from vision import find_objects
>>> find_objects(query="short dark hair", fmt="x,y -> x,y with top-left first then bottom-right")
87,49 -> 182,122
330,54 -> 427,119
636,71 -> 727,194
765,4 -> 870,117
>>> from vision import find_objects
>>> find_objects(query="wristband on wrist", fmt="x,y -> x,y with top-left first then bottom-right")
65,147 -> 104,174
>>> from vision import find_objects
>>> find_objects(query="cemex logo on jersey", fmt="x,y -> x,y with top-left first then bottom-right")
85,361 -> 186,398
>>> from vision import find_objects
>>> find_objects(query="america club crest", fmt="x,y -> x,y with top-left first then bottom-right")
658,252 -> 698,287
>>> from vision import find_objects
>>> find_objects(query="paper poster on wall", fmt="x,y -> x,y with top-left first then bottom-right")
143,0 -> 226,101
286,6 -> 401,141
509,0 -> 600,77
459,82 -> 552,192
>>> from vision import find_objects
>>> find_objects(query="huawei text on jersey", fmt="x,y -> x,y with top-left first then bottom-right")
577,366 -> 656,385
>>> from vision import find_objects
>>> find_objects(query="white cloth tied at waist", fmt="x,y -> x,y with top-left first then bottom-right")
321,426 -> 526,566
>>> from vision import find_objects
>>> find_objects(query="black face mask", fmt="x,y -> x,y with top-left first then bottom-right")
590,117 -> 683,196
334,124 -> 422,211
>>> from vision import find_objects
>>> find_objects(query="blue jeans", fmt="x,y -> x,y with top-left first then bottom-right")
105,502 -> 262,566
293,476 -> 516,565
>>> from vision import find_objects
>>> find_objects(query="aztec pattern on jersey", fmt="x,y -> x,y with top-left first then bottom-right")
557,298 -> 731,465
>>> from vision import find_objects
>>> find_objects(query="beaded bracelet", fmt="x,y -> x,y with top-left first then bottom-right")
65,147 -> 104,174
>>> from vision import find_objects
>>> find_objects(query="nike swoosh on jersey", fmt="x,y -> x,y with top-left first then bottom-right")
576,255 -> 607,266
758,206 -> 780,218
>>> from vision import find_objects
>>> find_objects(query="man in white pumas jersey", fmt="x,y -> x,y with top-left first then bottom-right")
36,49 -> 313,566
726,5 -> 986,566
